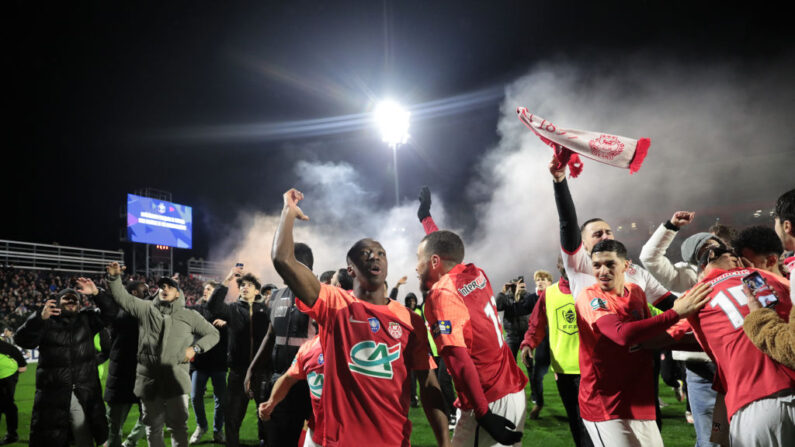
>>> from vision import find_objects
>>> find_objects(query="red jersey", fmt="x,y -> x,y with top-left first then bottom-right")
424,263 -> 528,409
684,268 -> 795,421
575,283 -> 656,422
286,335 -> 324,445
296,284 -> 434,447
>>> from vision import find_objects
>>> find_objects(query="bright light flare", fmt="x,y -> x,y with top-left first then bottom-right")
374,100 -> 410,148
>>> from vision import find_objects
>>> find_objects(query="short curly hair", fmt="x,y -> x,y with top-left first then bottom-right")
732,226 -> 783,257
236,273 -> 262,291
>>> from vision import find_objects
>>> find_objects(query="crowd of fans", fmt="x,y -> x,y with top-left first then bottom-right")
0,268 -> 206,331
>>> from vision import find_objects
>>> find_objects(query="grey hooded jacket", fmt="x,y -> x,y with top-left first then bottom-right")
107,275 -> 219,399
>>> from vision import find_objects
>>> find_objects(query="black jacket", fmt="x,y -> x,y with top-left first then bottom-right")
496,290 -> 538,340
93,290 -> 140,404
191,300 -> 229,372
15,309 -> 109,446
207,285 -> 270,373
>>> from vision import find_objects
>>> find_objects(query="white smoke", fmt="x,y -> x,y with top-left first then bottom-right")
209,160 -> 451,299
211,54 -> 794,299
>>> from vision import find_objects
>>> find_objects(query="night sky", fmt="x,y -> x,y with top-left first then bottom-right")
6,1 -> 793,269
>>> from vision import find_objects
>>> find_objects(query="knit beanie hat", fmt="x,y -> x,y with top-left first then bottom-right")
681,233 -> 719,265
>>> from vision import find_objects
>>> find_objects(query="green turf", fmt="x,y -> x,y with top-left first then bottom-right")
4,363 -> 698,446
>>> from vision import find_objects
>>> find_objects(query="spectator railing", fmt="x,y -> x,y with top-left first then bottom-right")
0,239 -> 124,274
187,257 -> 225,278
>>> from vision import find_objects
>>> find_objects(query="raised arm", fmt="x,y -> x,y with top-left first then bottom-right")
271,189 -> 321,308
639,211 -> 698,292
76,278 -> 120,325
206,277 -> 233,319
417,185 -> 439,235
105,262 -> 151,320
550,159 -> 582,253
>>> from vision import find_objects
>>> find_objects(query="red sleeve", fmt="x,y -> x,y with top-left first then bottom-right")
443,346 -> 489,417
286,342 -> 308,380
422,216 -> 439,235
594,309 -> 680,346
520,291 -> 547,350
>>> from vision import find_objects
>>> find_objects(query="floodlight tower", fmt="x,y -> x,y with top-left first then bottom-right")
374,100 -> 410,206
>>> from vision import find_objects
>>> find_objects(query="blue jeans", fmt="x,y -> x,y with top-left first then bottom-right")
686,367 -> 719,447
191,369 -> 227,433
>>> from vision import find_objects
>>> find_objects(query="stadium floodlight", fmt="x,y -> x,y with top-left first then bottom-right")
374,100 -> 410,149
374,100 -> 410,205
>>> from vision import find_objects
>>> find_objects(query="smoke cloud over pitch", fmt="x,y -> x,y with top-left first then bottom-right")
212,55 -> 794,300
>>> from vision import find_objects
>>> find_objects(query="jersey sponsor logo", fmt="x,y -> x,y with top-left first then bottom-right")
590,298 -> 608,311
307,371 -> 324,398
457,273 -> 488,296
349,316 -> 369,324
431,320 -> 452,337
317,353 -> 324,365
348,341 -> 401,379
555,303 -> 578,335
388,322 -> 403,339
588,134 -> 624,160
368,317 -> 380,333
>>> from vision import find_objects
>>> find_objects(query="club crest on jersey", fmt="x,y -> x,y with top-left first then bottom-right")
590,298 -> 608,311
368,317 -> 380,333
317,354 -> 324,365
348,341 -> 401,379
388,322 -> 403,339
457,273 -> 488,296
307,371 -> 324,399
431,320 -> 452,337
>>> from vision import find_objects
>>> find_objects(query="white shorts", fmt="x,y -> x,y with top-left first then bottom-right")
452,389 -> 526,447
302,428 -> 322,447
729,390 -> 795,447
582,418 -> 662,447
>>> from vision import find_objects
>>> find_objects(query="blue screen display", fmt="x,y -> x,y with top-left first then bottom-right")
127,194 -> 192,249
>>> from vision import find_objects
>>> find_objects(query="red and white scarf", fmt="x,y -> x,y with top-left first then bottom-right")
517,107 -> 650,178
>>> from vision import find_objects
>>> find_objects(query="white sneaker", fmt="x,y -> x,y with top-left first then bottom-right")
190,426 -> 207,444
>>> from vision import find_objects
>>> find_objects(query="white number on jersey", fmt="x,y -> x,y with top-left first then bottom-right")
709,285 -> 748,329
484,296 -> 505,348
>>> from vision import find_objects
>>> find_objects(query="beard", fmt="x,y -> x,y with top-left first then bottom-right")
59,307 -> 78,317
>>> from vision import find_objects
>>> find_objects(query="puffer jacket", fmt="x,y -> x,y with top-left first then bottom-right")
107,275 -> 219,400
15,308 -> 108,446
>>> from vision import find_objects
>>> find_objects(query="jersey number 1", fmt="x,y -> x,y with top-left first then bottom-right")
710,285 -> 748,329
484,296 -> 505,348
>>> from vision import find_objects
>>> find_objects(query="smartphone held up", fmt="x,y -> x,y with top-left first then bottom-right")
742,272 -> 779,308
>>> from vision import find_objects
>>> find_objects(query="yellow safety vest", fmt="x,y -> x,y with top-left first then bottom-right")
544,282 -> 580,374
